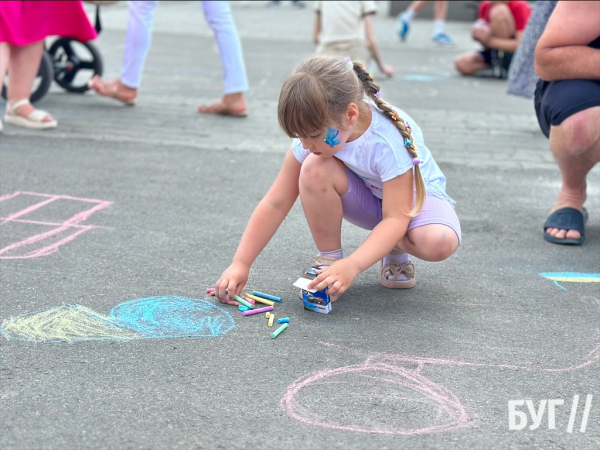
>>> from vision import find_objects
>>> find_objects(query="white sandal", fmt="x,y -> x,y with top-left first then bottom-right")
4,99 -> 57,130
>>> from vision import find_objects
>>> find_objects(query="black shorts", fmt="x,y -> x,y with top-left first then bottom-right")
479,49 -> 513,70
534,78 -> 600,138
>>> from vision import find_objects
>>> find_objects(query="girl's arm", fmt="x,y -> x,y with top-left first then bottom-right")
215,149 -> 301,303
308,169 -> 413,296
364,14 -> 394,77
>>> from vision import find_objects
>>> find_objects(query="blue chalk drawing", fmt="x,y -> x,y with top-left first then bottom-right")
110,296 -> 235,338
1,296 -> 235,343
540,272 -> 600,290
323,127 -> 341,147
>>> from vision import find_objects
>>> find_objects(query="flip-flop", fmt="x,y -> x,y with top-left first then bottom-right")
197,101 -> 247,117
543,207 -> 588,245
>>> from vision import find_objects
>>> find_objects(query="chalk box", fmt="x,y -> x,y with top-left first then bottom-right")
294,269 -> 332,314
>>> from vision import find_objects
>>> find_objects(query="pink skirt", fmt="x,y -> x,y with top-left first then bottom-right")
0,0 -> 97,46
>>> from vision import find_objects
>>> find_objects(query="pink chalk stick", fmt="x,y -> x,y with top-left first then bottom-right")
206,288 -> 215,293
242,306 -> 274,316
242,296 -> 256,304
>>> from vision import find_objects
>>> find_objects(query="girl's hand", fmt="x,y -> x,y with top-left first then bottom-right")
306,258 -> 361,297
214,262 -> 250,305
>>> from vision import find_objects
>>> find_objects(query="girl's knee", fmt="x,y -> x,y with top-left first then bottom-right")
489,2 -> 512,22
299,155 -> 335,189
407,225 -> 459,261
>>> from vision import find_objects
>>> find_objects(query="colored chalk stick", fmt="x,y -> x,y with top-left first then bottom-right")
206,288 -> 215,292
234,295 -> 253,309
252,291 -> 282,302
268,313 -> 275,327
270,323 -> 288,338
242,296 -> 255,304
266,312 -> 270,318
238,305 -> 250,312
241,306 -> 274,316
277,318 -> 289,324
243,293 -> 275,306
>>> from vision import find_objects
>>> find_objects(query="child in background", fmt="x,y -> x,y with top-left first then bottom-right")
455,0 -> 531,79
213,56 -> 460,305
313,1 -> 394,78
398,1 -> 454,45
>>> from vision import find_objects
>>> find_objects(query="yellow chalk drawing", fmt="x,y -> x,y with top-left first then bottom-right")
1,305 -> 141,342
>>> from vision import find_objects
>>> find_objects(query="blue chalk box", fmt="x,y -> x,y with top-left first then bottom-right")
300,267 -> 332,314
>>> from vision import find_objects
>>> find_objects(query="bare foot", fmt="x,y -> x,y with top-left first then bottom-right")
88,76 -> 137,106
197,93 -> 247,117
545,187 -> 587,240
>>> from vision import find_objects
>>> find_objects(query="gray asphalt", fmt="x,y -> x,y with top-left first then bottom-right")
1,2 -> 599,449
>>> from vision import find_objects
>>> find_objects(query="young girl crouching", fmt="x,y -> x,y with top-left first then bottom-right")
214,56 -> 461,304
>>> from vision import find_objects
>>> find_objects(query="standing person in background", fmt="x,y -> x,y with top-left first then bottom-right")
535,1 -> 600,245
454,1 -> 531,79
397,1 -> 454,45
0,1 -> 96,130
314,1 -> 394,78
89,1 -> 249,117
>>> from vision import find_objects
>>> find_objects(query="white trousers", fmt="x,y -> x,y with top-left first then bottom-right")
121,0 -> 249,94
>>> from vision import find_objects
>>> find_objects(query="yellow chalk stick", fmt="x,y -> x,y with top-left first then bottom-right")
266,312 -> 270,319
244,293 -> 275,306
268,313 -> 275,327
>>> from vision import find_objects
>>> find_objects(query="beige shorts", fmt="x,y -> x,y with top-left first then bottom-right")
316,40 -> 370,68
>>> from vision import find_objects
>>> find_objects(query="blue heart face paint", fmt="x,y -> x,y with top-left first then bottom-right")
323,127 -> 341,148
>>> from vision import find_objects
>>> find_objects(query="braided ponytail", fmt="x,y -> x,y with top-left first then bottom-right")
352,62 -> 425,217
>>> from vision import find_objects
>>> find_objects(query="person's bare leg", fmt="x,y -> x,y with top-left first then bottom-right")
197,92 -> 247,117
434,1 -> 448,20
488,2 -> 516,39
545,107 -> 600,240
6,41 -> 53,122
409,0 -> 432,13
88,75 -> 137,105
298,154 -> 348,252
0,43 -> 9,88
455,52 -> 488,76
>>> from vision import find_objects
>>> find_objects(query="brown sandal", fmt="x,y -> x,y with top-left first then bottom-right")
379,259 -> 416,289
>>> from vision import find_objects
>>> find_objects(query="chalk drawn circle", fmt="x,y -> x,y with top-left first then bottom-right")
110,296 -> 235,338
281,363 -> 472,435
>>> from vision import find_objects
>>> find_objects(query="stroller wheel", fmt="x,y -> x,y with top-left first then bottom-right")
2,50 -> 54,103
49,38 -> 103,93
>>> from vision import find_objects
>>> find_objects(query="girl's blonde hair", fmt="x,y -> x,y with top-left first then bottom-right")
278,56 -> 425,217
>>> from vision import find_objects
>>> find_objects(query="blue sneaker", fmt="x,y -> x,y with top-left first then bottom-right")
398,16 -> 410,41
431,32 -> 454,46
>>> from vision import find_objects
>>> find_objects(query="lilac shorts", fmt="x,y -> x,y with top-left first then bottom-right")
340,167 -> 462,243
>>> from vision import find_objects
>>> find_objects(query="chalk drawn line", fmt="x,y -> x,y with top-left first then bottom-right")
282,296 -> 600,435
0,191 -> 112,259
1,296 -> 235,343
540,272 -> 600,290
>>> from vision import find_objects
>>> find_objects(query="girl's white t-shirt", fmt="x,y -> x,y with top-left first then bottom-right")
291,103 -> 455,206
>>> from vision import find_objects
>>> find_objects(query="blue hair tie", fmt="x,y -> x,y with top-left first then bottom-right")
404,138 -> 412,147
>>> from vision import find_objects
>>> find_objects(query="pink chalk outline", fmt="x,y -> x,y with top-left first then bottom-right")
0,191 -> 112,259
282,297 -> 600,435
